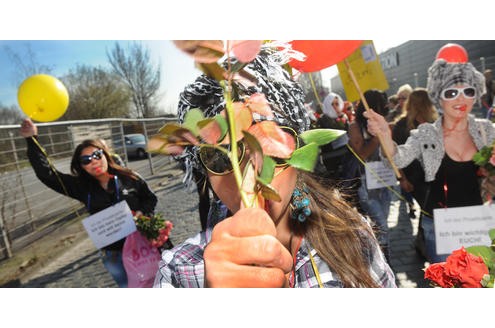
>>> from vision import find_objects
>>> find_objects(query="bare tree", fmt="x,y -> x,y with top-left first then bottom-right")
0,104 -> 24,125
107,42 -> 161,118
60,65 -> 132,120
3,43 -> 54,87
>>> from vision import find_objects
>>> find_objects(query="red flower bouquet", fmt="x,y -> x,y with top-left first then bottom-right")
133,212 -> 173,248
424,230 -> 495,288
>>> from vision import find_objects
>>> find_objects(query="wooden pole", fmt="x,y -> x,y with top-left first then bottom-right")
343,58 -> 402,179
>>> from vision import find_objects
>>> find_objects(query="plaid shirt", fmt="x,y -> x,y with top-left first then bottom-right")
153,232 -> 396,288
153,202 -> 396,288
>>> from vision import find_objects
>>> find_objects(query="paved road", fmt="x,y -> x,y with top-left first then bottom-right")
19,159 -> 429,288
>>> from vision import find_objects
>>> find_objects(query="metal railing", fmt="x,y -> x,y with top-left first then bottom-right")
0,117 -> 176,260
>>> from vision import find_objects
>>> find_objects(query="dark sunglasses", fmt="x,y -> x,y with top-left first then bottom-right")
199,126 -> 299,175
80,149 -> 104,166
440,86 -> 476,100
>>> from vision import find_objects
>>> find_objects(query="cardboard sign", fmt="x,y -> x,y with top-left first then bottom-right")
82,201 -> 137,249
365,161 -> 397,190
336,40 -> 390,102
433,205 -> 495,254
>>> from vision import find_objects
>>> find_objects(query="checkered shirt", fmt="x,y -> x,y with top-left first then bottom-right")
153,211 -> 396,288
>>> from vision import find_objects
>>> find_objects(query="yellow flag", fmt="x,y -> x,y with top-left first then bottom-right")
337,40 -> 389,102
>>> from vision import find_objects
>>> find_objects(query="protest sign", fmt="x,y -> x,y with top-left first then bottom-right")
434,205 -> 495,254
337,40 -> 389,102
82,201 -> 136,249
365,161 -> 397,190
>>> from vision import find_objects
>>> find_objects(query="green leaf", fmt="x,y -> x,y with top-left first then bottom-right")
300,129 -> 346,146
196,62 -> 226,81
183,108 -> 204,136
257,182 -> 282,202
473,145 -> 492,166
214,115 -> 228,142
466,245 -> 495,271
158,122 -> 182,135
489,228 -> 495,242
242,130 -> 264,170
257,156 -> 275,185
197,118 -> 223,144
286,143 -> 319,172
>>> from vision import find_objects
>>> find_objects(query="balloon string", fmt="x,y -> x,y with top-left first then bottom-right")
31,137 -> 71,198
345,143 -> 432,218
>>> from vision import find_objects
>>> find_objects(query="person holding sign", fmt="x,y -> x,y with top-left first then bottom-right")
347,89 -> 394,263
365,43 -> 494,263
20,118 -> 158,287
153,49 -> 395,288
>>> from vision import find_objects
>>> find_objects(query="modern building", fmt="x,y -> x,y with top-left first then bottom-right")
330,40 -> 495,116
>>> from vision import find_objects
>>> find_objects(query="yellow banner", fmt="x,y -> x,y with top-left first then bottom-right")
337,40 -> 389,102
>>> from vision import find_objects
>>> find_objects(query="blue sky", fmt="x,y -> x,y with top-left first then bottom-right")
0,40 -> 408,115
0,40 -> 201,114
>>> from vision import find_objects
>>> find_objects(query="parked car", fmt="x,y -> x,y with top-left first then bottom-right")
124,133 -> 148,159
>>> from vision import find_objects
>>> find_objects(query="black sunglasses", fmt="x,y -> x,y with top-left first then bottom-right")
80,149 -> 104,166
199,126 -> 299,175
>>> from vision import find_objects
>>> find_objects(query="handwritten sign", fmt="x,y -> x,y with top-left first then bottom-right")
82,201 -> 136,249
434,205 -> 495,254
365,161 -> 397,190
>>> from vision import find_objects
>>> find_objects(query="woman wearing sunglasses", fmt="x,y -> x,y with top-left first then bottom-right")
365,44 -> 494,263
20,118 -> 158,287
154,50 -> 395,288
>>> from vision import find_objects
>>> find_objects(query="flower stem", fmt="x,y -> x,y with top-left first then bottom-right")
223,89 -> 250,208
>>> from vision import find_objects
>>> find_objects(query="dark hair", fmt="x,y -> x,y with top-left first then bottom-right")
355,89 -> 389,131
70,139 -> 137,181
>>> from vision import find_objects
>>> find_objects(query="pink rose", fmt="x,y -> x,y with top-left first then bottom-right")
489,154 -> 495,167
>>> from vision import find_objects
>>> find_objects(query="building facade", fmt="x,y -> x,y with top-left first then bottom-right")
330,40 -> 495,116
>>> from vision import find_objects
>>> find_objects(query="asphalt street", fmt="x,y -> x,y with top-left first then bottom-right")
18,158 -> 429,288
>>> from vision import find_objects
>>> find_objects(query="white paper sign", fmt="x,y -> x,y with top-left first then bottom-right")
365,161 -> 397,190
82,201 -> 137,249
433,205 -> 495,255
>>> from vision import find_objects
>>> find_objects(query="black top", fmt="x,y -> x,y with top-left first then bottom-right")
392,117 -> 428,203
392,117 -> 413,145
26,137 -> 158,250
424,154 -> 482,217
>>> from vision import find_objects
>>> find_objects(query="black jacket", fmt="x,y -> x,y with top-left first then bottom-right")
26,137 -> 158,250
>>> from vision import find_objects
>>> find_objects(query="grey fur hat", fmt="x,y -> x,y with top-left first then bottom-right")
175,49 -> 310,189
427,59 -> 486,110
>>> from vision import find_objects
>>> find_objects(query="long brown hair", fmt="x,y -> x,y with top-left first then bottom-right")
399,88 -> 438,131
290,172 -> 382,287
70,139 -> 137,181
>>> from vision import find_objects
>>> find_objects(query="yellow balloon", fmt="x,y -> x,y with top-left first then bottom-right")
17,74 -> 69,122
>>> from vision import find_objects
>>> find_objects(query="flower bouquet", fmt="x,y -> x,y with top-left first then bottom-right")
473,141 -> 495,201
133,212 -> 174,249
424,229 -> 495,288
473,141 -> 495,176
